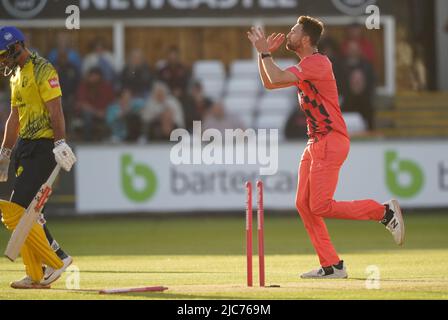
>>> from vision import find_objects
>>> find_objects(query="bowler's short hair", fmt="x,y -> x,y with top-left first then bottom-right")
298,16 -> 325,46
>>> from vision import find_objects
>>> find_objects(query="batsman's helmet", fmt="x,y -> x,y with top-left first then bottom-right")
0,26 -> 26,76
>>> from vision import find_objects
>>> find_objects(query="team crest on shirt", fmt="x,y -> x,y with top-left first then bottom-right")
48,77 -> 60,88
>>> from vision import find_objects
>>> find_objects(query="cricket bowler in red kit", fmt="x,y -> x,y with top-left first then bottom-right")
247,16 -> 405,279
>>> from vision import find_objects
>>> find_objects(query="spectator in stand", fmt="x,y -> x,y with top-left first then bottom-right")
22,31 -> 39,55
142,81 -> 185,131
342,41 -> 376,131
121,49 -> 154,98
157,46 -> 190,99
76,67 -> 115,141
284,108 -> 308,140
340,23 -> 376,66
319,36 -> 345,101
53,50 -> 80,136
181,81 -> 213,132
147,109 -> 179,142
82,37 -> 116,84
203,101 -> 245,134
106,89 -> 145,143
48,32 -> 82,73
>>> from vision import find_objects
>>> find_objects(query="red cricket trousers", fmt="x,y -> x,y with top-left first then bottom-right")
295,131 -> 385,267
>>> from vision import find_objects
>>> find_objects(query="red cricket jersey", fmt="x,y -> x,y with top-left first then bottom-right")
287,53 -> 348,142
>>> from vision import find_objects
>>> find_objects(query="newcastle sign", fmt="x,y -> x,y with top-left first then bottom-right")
0,0 -> 387,19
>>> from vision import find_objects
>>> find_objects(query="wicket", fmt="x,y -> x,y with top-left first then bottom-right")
245,180 -> 265,287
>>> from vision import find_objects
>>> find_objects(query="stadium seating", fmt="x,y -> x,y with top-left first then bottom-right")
226,78 -> 260,97
229,59 -> 259,79
193,60 -> 226,80
201,78 -> 225,101
223,96 -> 257,115
255,113 -> 288,141
256,112 -> 289,129
274,59 -> 298,71
238,113 -> 255,129
193,59 -> 299,138
262,86 -> 297,99
343,112 -> 367,133
258,95 -> 293,115
377,92 -> 448,137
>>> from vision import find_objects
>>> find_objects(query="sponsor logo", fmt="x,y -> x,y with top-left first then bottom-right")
121,154 -> 158,202
331,0 -> 377,16
48,77 -> 60,88
4,32 -> 13,41
385,151 -> 424,198
79,0 -> 297,11
1,0 -> 48,19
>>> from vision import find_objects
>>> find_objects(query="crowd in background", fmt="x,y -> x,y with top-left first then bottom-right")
0,24 -> 376,143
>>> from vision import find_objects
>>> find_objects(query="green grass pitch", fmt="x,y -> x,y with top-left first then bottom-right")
0,213 -> 447,300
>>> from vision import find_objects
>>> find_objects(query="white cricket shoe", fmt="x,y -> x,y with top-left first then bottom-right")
300,260 -> 348,279
41,256 -> 73,286
10,276 -> 50,289
382,200 -> 405,246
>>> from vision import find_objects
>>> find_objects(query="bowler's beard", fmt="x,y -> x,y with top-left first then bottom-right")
286,41 -> 298,52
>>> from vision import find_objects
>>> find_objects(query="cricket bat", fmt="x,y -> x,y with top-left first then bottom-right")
4,164 -> 61,262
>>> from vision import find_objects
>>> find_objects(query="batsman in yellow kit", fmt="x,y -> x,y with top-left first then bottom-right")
0,26 -> 77,289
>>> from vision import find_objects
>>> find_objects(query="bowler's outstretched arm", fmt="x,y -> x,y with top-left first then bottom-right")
258,55 -> 295,89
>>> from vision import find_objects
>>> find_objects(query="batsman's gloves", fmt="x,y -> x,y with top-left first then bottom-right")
53,139 -> 77,172
0,147 -> 11,182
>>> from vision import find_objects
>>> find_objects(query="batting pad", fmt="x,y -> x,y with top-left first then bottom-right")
21,243 -> 44,282
0,200 -> 24,231
0,200 -> 63,271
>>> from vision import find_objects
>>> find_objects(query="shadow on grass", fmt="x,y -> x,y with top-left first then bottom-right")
0,269 -> 229,275
0,214 -> 448,257
349,277 -> 448,283
51,289 -> 307,300
1,214 -> 447,256
117,292 -> 278,300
